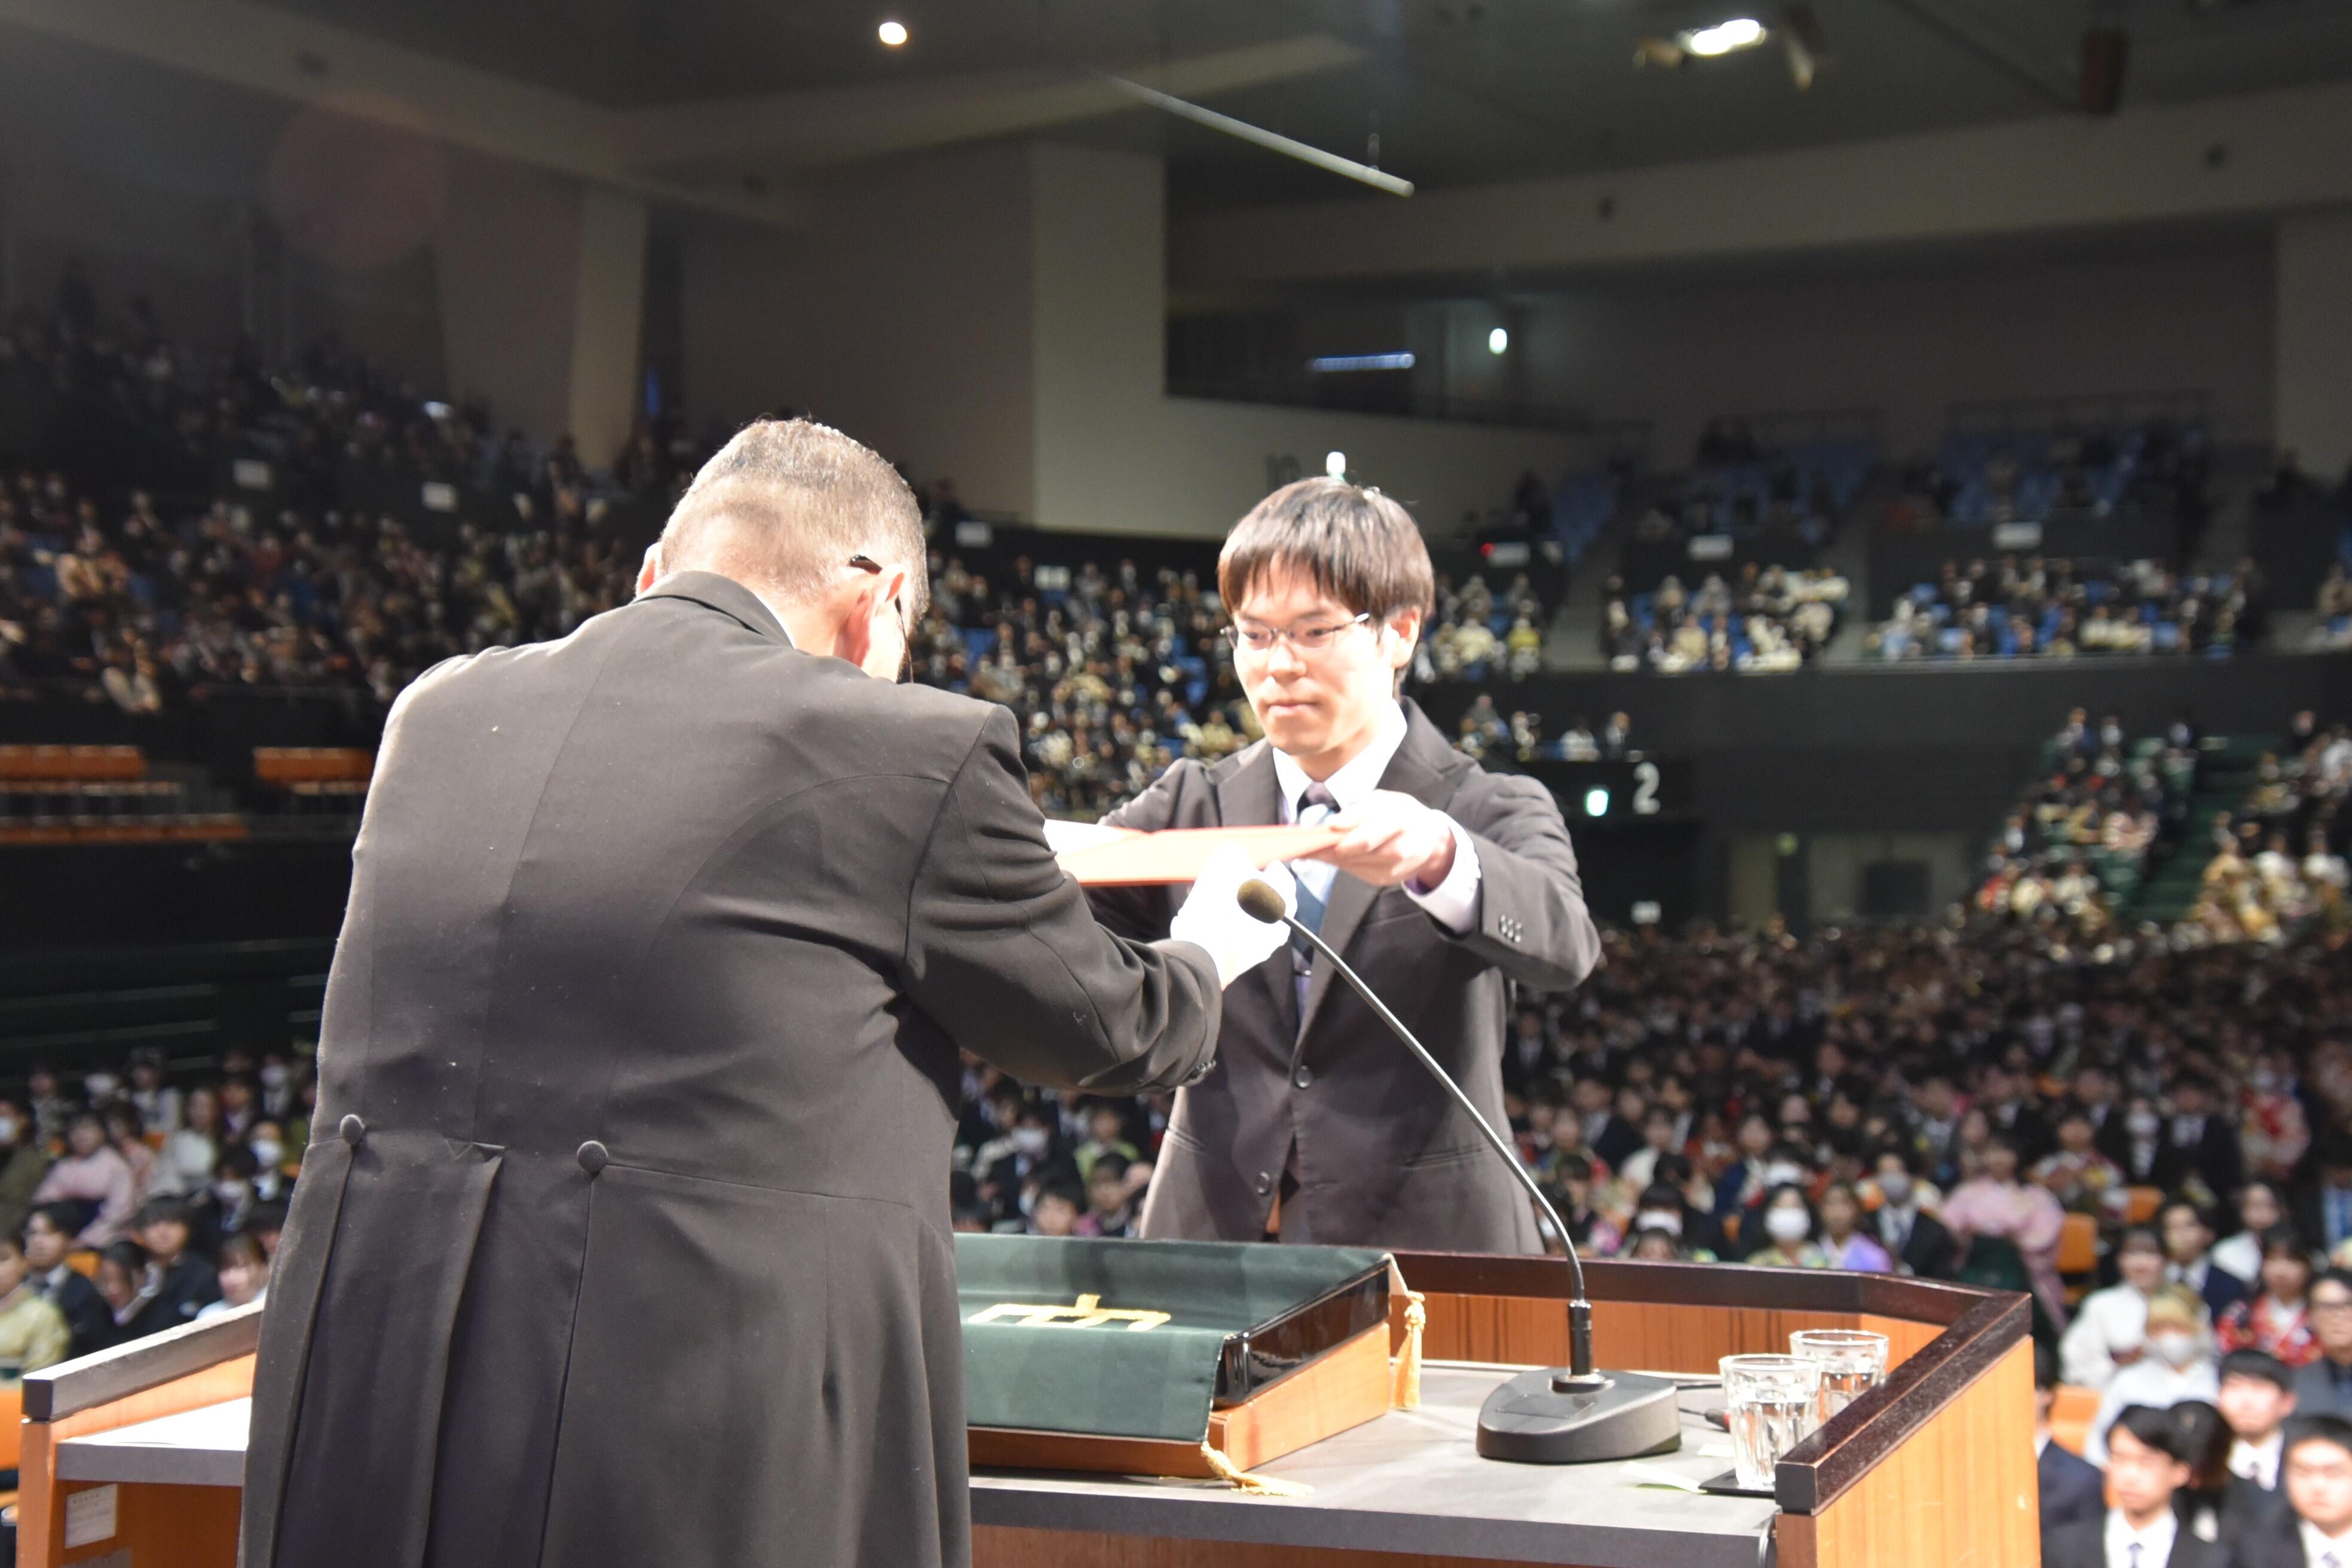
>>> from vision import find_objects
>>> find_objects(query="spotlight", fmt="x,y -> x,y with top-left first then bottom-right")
1325,451 -> 1348,478
877,19 -> 908,47
1584,788 -> 1610,818
1487,326 -> 1509,356
1682,17 -> 1768,56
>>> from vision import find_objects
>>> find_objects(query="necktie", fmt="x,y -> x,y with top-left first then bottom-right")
2127,1542 -> 2140,1568
1290,783 -> 1338,1018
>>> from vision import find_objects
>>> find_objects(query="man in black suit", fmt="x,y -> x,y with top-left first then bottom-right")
2219,1350 -> 2298,1527
2043,1404 -> 2218,1567
2077,1064 -> 2134,1169
2038,1343 -> 2107,1532
2293,1272 -> 2352,1421
1872,1147 -> 1959,1279
241,420 -> 1273,1568
2165,1200 -> 2252,1321
2293,1143 -> 2352,1261
22,1202 -> 111,1357
1091,478 -> 1601,1253
2229,1414 -> 2352,1567
2157,1077 -> 2244,1200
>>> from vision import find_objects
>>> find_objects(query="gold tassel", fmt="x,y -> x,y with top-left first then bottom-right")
1389,1288 -> 1426,1410
1198,1441 -> 1312,1497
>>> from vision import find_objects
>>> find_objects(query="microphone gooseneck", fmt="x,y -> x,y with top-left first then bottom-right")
1235,877 -> 1597,1380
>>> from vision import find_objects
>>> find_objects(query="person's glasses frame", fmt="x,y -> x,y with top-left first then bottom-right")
1224,611 -> 1376,657
848,553 -> 911,677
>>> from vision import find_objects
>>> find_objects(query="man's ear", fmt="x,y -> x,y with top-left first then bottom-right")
635,544 -> 661,596
1386,606 -> 1423,670
831,574 -> 882,669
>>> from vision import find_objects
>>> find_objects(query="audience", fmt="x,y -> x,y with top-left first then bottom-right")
1599,564 -> 1848,674
0,1226 -> 72,1372
1872,555 -> 2259,662
2045,1402 -> 2215,1568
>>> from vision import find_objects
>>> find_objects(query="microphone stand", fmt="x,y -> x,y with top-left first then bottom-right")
1238,881 -> 1683,1463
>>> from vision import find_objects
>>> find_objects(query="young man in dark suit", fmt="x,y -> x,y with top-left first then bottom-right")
1089,477 -> 1602,1253
1873,1147 -> 1959,1279
2038,1343 -> 2107,1532
2231,1414 -> 2352,1567
2043,1404 -> 2218,1568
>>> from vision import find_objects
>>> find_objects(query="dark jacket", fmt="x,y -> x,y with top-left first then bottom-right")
2038,1438 -> 2106,1530
2224,1512 -> 2324,1568
2042,1515 -> 2217,1568
240,574 -> 1222,1568
2156,1116 -> 2244,1200
126,1253 -> 220,1338
1089,703 -> 1601,1253
30,1263 -> 112,1358
2293,1355 -> 2352,1421
1875,1204 -> 1961,1281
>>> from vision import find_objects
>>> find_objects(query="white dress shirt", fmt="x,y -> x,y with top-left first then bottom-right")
2106,1508 -> 2178,1568
2062,1283 -> 2153,1389
2231,1431 -> 2282,1490
2304,1518 -> 2352,1568
1270,701 -> 1481,933
2086,1358 -> 2219,1465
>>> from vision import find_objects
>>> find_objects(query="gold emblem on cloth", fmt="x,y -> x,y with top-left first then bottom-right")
966,1293 -> 1171,1331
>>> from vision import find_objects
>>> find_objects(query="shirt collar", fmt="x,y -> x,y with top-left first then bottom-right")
1271,702 -> 1408,817
2109,1508 -> 2178,1557
2304,1518 -> 2352,1557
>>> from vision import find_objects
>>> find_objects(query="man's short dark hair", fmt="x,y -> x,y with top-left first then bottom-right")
134,1197 -> 192,1233
2316,1267 -> 2352,1300
246,1200 -> 289,1239
26,1202 -> 80,1239
2034,1341 -> 2059,1391
2284,1413 -> 2352,1465
2219,1349 -> 2293,1392
2112,1403 -> 2191,1462
1036,1181 -> 1083,1212
1088,1152 -> 1131,1185
1218,479 -> 1435,629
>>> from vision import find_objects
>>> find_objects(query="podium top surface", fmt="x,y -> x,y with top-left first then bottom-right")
973,1364 -> 1778,1568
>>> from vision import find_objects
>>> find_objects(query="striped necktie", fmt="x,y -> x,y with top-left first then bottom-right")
1290,783 -> 1338,1016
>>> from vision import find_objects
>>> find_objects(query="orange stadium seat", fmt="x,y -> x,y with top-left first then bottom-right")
2048,1384 -> 2099,1456
2125,1187 -> 2163,1223
2057,1212 -> 2099,1301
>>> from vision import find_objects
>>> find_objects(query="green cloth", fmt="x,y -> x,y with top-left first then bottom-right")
956,1235 -> 1388,1443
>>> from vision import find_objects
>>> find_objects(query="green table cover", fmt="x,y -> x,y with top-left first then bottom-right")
956,1235 -> 1391,1443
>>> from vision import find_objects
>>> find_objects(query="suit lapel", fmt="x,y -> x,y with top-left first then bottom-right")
1295,705 -> 1466,1042
1214,743 -> 1297,1034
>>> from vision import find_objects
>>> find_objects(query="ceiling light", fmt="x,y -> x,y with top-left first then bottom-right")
877,19 -> 908,47
1682,17 -> 1768,56
1325,451 -> 1348,478
1487,327 -> 1509,356
1307,352 -> 1415,373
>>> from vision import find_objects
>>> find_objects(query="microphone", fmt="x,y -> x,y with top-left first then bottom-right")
1237,878 -> 1681,1464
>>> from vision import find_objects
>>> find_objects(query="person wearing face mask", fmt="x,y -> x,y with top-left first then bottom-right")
0,1095 -> 53,1242
2065,1227 -> 2171,1389
1730,1145 -> 1818,1260
241,419 -> 1262,1568
1745,1183 -> 1831,1270
1619,1181 -> 1718,1263
1870,1147 -> 1958,1279
2087,1287 -> 2220,1465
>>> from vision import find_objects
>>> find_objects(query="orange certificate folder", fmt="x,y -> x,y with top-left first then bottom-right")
1050,823 -> 1348,886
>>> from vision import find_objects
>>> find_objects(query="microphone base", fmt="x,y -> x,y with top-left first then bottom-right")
1475,1367 -> 1684,1465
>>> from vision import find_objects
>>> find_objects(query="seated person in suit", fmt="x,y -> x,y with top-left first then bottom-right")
2039,1342 -> 2109,1532
2068,1228 -> 2171,1388
22,1200 -> 113,1358
2293,1270 -> 2352,1420
125,1198 -> 220,1337
2044,1402 -> 2217,1568
2089,1287 -> 2219,1465
2231,1414 -> 2352,1568
2168,1200 -> 2252,1321
1872,1147 -> 1958,1279
2221,1350 -> 2299,1499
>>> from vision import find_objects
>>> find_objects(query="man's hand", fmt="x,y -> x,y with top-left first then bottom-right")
1309,789 -> 1457,889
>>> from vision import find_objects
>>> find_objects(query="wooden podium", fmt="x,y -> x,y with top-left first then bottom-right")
11,1254 -> 2035,1568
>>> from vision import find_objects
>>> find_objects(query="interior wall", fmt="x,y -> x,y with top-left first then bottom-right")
431,150 -> 584,442
676,143 -> 1038,516
1030,144 -> 1582,538
2276,209 -> 2352,479
1489,242 -> 2273,461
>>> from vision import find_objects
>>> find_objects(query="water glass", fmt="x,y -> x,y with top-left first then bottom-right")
1719,1353 -> 1821,1490
1789,1330 -> 1889,1424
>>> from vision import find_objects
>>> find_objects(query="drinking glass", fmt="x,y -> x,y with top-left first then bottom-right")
1719,1353 -> 1821,1491
1789,1329 -> 1889,1424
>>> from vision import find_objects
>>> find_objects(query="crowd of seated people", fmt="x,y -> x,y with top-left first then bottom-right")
1601,564 -> 1851,674
2185,714 -> 2352,947
0,1044 -> 296,1365
1971,709 -> 2198,936
1870,555 -> 2266,662
1881,419 -> 2210,534
1449,697 -> 1637,767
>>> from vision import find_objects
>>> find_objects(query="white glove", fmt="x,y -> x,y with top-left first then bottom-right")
1168,846 -> 1297,989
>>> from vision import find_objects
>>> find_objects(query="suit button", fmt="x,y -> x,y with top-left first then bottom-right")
1254,1171 -> 1273,1198
338,1114 -> 366,1147
1293,1065 -> 1313,1089
576,1140 -> 610,1175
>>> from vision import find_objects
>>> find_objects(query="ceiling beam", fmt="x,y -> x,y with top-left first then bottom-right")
610,35 -> 1367,175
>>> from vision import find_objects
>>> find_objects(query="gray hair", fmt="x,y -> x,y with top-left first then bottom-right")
656,418 -> 927,617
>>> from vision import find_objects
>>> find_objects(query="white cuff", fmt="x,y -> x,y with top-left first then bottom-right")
1404,816 -> 1481,935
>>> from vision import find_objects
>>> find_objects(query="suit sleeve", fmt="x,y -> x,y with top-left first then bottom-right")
904,708 -> 1220,1094
1441,769 -> 1603,994
1079,762 -> 1192,944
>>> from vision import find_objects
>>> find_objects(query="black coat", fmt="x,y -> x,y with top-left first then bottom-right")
240,574 -> 1223,1568
32,1264 -> 112,1359
1089,703 -> 1600,1253
2225,1512 -> 2322,1568
2156,1116 -> 2244,1200
2039,1440 -> 2106,1530
2042,1516 -> 2217,1568
1875,1205 -> 1961,1281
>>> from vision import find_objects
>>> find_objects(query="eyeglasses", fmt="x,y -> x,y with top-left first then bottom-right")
849,554 -> 910,676
1224,612 -> 1373,656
